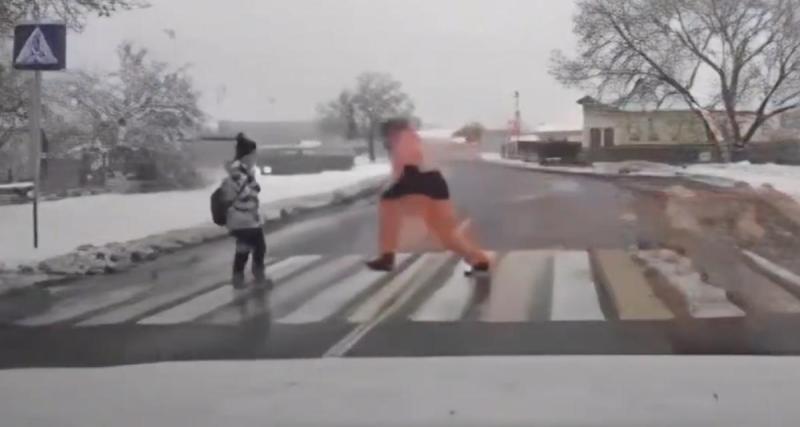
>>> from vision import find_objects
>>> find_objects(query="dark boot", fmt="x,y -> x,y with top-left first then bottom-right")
252,265 -> 274,291
232,272 -> 246,289
232,272 -> 249,307
366,253 -> 395,272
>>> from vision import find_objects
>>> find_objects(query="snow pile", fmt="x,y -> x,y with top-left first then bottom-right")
480,153 -> 682,177
595,161 -> 681,176
482,153 -> 800,203
0,163 -> 389,272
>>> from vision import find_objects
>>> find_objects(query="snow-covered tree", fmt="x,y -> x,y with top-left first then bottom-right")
0,0 -> 146,33
0,42 -> 26,152
55,42 -> 203,151
50,42 -> 205,189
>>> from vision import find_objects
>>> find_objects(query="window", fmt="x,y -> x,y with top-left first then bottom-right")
603,128 -> 615,147
628,121 -> 641,142
590,128 -> 602,148
647,117 -> 660,141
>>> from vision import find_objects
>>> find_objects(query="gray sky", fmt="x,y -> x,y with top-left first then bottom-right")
69,0 -> 582,129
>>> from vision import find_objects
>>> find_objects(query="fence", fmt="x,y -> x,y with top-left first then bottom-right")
589,144 -> 721,164
731,141 -> 800,165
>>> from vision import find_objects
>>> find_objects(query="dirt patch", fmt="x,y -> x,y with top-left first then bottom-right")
631,182 -> 800,314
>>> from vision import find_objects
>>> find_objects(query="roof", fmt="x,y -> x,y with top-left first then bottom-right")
576,95 -> 766,115
533,123 -> 582,133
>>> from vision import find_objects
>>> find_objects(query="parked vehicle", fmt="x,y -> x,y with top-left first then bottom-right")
537,141 -> 584,165
257,145 -> 356,175
501,136 -> 584,165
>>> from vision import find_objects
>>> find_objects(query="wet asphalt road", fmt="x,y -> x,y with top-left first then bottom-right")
5,159 -> 797,368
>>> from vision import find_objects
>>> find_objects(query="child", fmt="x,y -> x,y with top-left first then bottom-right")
220,133 -> 272,292
366,118 -> 490,275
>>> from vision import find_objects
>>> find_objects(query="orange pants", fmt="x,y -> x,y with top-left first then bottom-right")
378,196 -> 489,265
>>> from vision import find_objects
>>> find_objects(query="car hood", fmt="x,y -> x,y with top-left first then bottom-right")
1,356 -> 798,427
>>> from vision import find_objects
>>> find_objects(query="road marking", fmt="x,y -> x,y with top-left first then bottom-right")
19,286 -> 146,326
266,255 -> 362,319
138,256 -> 320,324
550,251 -> 605,321
24,254 -> 246,326
278,260 -> 400,324
325,253 -> 451,357
201,256 -> 365,325
743,250 -> 800,298
411,261 -> 473,321
78,259 -> 268,325
592,250 -> 673,320
481,250 -> 552,322
636,251 -> 745,318
347,254 -> 439,322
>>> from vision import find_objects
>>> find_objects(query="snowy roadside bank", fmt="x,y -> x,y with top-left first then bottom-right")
0,163 -> 389,279
481,153 -> 800,204
482,153 -> 800,287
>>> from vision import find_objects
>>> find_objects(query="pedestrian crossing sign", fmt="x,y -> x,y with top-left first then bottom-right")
13,23 -> 66,71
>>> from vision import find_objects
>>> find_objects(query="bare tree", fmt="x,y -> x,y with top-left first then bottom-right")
317,73 -> 415,161
454,122 -> 485,143
352,72 -> 415,162
0,0 -> 147,33
551,0 -> 800,160
316,90 -> 359,140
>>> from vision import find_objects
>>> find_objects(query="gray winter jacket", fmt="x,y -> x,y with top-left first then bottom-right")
220,160 -> 263,231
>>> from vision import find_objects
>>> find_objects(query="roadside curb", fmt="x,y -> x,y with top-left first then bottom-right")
0,175 -> 387,295
481,158 -> 740,188
741,250 -> 800,301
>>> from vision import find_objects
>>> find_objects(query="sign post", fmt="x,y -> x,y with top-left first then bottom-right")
13,22 -> 66,248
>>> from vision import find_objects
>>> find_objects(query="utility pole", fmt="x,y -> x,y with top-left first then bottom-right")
513,91 -> 521,138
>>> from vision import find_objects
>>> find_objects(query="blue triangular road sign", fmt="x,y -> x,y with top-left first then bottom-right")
15,26 -> 58,66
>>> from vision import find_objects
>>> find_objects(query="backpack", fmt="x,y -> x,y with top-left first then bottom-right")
210,181 -> 246,226
210,186 -> 230,226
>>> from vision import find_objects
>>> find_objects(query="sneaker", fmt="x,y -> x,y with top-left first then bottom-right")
366,253 -> 395,272
464,261 -> 490,277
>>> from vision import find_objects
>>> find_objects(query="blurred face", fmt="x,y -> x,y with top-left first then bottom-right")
239,152 -> 257,168
386,128 -> 417,150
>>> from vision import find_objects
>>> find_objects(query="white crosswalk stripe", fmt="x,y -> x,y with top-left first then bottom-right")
411,261 -> 474,321
18,250 -> 764,328
279,255 -> 410,324
139,256 -> 321,325
550,251 -> 605,321
481,251 -> 552,322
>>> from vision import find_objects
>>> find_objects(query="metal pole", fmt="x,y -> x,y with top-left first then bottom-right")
30,70 -> 42,248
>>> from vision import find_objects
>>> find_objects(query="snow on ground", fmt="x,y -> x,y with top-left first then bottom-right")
0,163 -> 389,268
481,153 -> 800,203
683,162 -> 800,203
0,182 -> 33,191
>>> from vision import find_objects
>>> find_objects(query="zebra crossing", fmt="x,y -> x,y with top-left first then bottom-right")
17,248 -> 783,329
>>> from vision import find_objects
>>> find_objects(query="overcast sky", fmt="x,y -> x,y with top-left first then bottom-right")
67,0 -> 582,129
